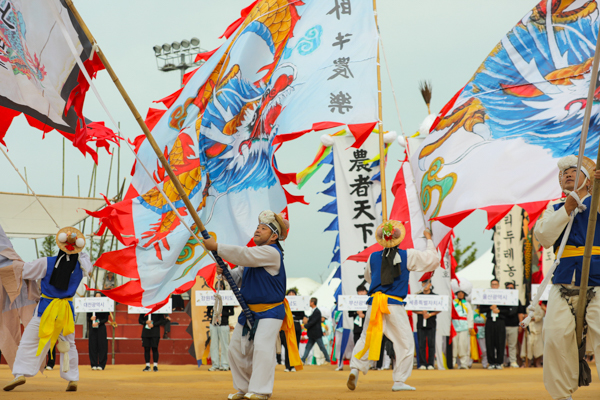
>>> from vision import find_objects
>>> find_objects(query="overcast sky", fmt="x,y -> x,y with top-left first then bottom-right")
2,0 -> 538,282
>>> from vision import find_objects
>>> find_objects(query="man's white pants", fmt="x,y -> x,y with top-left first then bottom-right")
452,330 -> 470,367
543,285 -> 600,400
350,304 -> 413,384
505,326 -> 519,364
229,319 -> 282,396
435,330 -> 445,370
12,315 -> 79,382
210,324 -> 231,369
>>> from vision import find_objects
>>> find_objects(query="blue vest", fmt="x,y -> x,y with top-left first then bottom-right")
367,248 -> 408,305
38,255 -> 83,317
238,244 -> 286,324
553,197 -> 600,287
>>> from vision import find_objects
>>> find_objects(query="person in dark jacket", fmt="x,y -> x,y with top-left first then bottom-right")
87,293 -> 110,370
301,298 -> 330,364
348,285 -> 368,349
281,289 -> 304,372
139,313 -> 168,371
479,279 -> 515,369
415,278 -> 440,370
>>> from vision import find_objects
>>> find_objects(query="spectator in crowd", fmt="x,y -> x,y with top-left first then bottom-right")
301,298 -> 330,364
473,307 -> 488,369
87,292 -> 110,370
171,294 -> 185,311
281,289 -> 304,372
207,282 -> 235,372
451,279 -> 474,369
526,301 -> 546,368
416,276 -> 439,370
139,313 -> 168,372
504,282 -> 523,368
102,271 -> 116,290
348,285 -> 368,350
480,279 -> 513,369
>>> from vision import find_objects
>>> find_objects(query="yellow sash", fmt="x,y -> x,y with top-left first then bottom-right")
454,298 -> 468,315
559,245 -> 600,258
36,294 -> 74,357
355,292 -> 403,361
248,301 -> 303,370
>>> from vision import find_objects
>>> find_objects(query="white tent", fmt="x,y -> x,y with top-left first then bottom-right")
456,248 -> 495,289
304,267 -> 341,317
286,277 -> 321,297
0,192 -> 106,238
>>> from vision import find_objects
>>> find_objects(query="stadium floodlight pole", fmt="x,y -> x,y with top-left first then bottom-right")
373,0 -> 387,222
575,30 -> 600,349
65,0 -> 255,326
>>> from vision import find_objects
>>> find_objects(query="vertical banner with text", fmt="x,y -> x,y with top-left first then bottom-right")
493,207 -> 525,304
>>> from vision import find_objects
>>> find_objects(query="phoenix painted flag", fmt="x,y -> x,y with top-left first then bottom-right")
89,0 -> 379,308
412,0 -> 600,250
0,0 -> 118,161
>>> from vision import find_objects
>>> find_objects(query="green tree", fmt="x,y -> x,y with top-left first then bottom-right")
453,237 -> 477,272
39,236 -> 57,257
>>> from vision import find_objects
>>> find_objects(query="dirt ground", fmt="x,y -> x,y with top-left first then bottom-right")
1,363 -> 599,400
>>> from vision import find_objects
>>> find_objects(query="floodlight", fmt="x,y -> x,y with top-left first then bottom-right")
190,37 -> 200,47
172,41 -> 181,51
153,45 -> 162,55
162,43 -> 171,53
181,39 -> 190,48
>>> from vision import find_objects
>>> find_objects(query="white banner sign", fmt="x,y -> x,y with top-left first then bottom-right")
286,296 -> 310,312
128,299 -> 172,314
531,284 -> 551,301
471,289 -> 519,306
74,297 -> 114,313
337,295 -> 369,311
493,207 -> 525,304
404,294 -> 449,311
194,290 -> 240,306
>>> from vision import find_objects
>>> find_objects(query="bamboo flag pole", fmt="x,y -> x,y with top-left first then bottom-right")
65,0 -> 255,326
575,31 -> 600,347
372,0 -> 388,222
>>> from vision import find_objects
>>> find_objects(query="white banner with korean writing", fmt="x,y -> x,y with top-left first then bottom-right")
74,297 -> 114,313
405,294 -> 449,311
471,289 -> 519,306
531,284 -> 551,301
337,295 -> 368,311
128,299 -> 172,314
493,207 -> 525,304
286,296 -> 311,312
333,135 -> 381,332
194,290 -> 240,306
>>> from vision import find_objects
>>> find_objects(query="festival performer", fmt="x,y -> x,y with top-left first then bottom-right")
203,210 -> 301,400
3,227 -> 92,392
451,279 -> 474,369
347,221 -> 440,392
534,155 -> 600,400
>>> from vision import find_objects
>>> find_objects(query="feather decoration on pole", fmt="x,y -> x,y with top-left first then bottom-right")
419,80 -> 433,115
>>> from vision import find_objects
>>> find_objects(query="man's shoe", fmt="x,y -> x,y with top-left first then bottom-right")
427,365 -> 435,370
347,369 -> 359,391
220,366 -> 230,371
496,364 -> 504,370
284,369 -> 290,372
208,366 -> 220,371
290,367 -> 296,372
460,365 -> 469,370
45,366 -> 53,370
392,382 -> 416,391
3,376 -> 26,391
143,366 -> 151,372
244,394 -> 269,400
92,366 -> 98,370
335,365 -> 344,371
66,381 -> 77,392
227,393 -> 245,400
418,365 -> 426,370
510,362 -> 519,368
487,365 -> 495,370
97,367 -> 104,371
153,366 -> 158,372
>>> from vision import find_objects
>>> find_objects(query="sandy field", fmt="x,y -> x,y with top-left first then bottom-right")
1,363 -> 599,400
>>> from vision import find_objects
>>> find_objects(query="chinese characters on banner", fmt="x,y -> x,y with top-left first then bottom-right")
493,207 -> 525,304
471,289 -> 519,306
404,295 -> 449,312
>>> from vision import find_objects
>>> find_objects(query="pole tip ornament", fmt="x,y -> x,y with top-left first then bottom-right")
375,220 -> 405,248
56,227 -> 86,255
558,155 -> 596,194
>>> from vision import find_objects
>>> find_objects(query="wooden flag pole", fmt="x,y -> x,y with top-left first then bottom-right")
575,31 -> 600,347
372,0 -> 388,222
65,0 -> 255,326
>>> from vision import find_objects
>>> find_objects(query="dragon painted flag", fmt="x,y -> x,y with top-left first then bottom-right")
89,0 -> 379,308
0,0 -> 118,161
412,0 -> 600,249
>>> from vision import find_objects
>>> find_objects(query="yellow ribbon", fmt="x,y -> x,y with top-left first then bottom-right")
558,245 -> 600,258
454,298 -> 468,315
36,294 -> 74,357
281,299 -> 303,371
470,334 -> 480,361
355,292 -> 403,361
248,302 -> 283,313
202,341 -> 211,365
